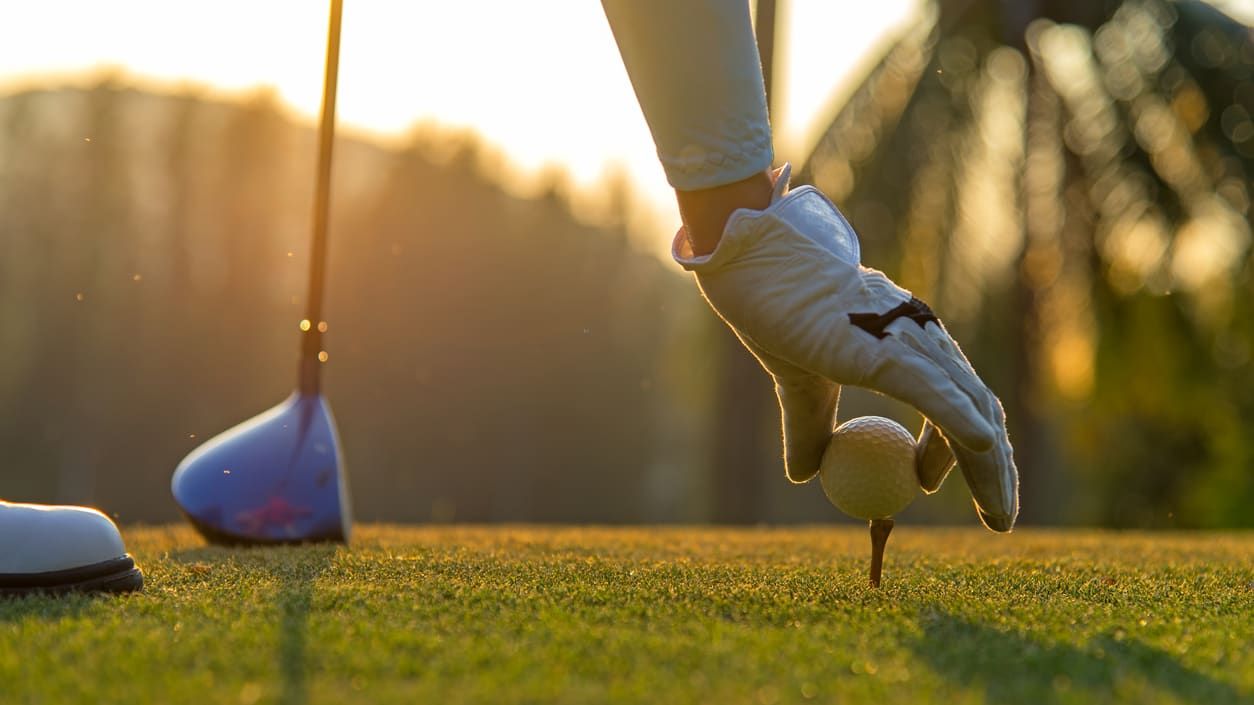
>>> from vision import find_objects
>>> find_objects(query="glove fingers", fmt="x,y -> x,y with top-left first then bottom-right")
866,343 -> 996,453
915,420 -> 956,494
773,374 -> 840,484
888,320 -> 1018,527
948,430 -> 1018,530
735,333 -> 840,484
891,318 -> 998,423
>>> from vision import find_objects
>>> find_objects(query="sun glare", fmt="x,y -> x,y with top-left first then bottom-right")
1,0 -> 918,246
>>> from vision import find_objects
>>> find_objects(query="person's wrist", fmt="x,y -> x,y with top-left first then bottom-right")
676,170 -> 773,256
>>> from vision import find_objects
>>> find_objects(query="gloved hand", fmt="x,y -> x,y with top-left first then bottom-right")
673,164 -> 1018,532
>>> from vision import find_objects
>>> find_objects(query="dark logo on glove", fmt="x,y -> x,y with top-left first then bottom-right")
849,297 -> 939,339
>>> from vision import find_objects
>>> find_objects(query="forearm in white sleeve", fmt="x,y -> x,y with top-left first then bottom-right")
601,0 -> 773,190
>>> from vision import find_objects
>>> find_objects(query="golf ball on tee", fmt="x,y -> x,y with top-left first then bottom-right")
819,416 -> 917,520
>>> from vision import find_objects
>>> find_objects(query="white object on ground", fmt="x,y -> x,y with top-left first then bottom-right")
819,416 -> 918,520
0,500 -> 142,595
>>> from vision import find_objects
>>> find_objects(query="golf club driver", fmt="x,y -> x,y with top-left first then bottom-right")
171,0 -> 352,545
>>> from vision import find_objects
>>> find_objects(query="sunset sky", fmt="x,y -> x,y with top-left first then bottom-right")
3,1 -> 1252,247
0,0 -> 931,243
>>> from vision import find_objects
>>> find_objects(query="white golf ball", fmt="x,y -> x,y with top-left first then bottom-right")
819,416 -> 917,520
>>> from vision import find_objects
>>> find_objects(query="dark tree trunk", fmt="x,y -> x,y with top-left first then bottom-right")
706,0 -> 781,523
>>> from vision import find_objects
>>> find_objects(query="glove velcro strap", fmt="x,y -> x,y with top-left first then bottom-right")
848,297 -> 939,340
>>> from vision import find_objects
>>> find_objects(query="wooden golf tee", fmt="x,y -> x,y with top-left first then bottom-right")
868,518 -> 894,587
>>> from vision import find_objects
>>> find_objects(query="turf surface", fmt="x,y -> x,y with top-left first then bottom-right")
2,525 -> 1251,704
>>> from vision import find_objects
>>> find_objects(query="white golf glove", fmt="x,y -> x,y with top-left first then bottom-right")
673,165 -> 1018,531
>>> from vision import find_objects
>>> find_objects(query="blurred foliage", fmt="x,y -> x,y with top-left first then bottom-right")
799,0 -> 1254,527
0,80 -> 726,524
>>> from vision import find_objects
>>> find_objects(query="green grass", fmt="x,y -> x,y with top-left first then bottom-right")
2,526 -> 1251,705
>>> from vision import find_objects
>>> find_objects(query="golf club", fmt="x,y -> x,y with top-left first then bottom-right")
171,0 -> 352,545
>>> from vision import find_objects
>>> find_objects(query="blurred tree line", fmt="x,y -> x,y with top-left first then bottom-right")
0,80 -> 730,524
798,0 -> 1253,527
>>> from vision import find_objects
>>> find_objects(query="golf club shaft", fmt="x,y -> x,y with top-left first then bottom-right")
300,0 -> 344,395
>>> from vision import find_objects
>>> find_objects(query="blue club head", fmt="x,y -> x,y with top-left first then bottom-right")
172,392 -> 352,545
